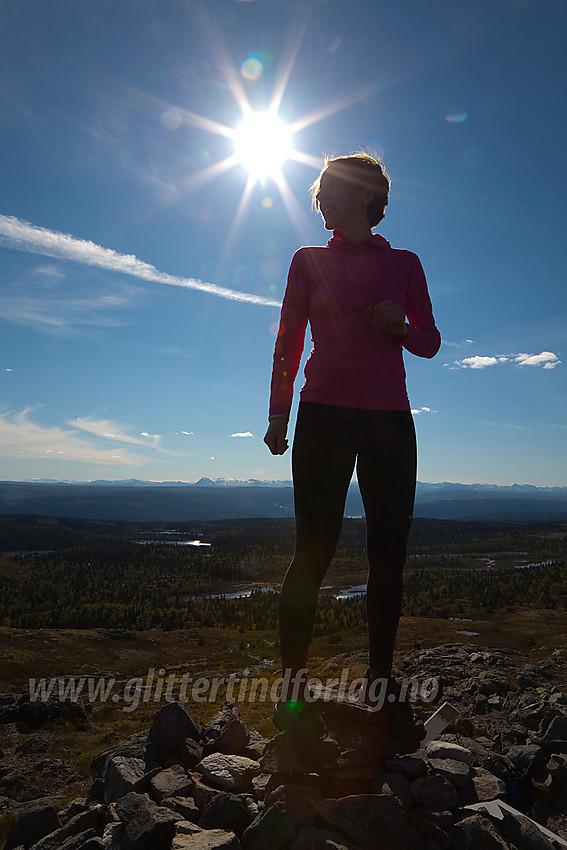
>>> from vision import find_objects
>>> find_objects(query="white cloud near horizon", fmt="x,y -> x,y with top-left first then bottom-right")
411,406 -> 435,415
449,351 -> 560,370
515,352 -> 560,368
0,214 -> 282,308
230,431 -> 254,437
0,408 -> 144,466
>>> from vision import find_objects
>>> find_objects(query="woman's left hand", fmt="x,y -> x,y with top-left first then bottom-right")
367,300 -> 408,340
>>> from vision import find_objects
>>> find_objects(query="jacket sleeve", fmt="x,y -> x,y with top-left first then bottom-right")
402,253 -> 441,359
268,250 -> 309,419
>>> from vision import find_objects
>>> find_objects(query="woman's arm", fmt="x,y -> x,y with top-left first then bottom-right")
267,251 -> 310,419
401,253 -> 441,359
263,416 -> 289,455
366,300 -> 409,340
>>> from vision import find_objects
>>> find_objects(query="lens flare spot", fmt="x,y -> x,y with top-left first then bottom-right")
241,56 -> 263,81
261,259 -> 281,281
160,106 -> 183,130
262,197 -> 274,209
233,265 -> 250,286
446,112 -> 468,123
195,149 -> 211,167
328,36 -> 342,54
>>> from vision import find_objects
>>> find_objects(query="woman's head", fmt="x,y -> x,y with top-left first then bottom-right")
311,152 -> 390,228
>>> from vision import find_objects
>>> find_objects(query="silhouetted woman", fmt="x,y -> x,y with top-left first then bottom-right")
264,153 -> 441,742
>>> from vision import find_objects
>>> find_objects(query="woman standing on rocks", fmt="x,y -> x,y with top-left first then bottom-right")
264,152 -> 441,744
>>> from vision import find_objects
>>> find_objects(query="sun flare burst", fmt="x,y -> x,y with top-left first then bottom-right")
233,111 -> 294,180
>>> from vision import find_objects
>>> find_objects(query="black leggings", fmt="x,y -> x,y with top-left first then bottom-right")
279,401 -> 417,677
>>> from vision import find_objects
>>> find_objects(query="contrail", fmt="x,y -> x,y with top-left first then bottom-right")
0,214 -> 282,308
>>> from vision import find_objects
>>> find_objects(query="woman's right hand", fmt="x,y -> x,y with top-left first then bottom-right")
264,418 -> 289,455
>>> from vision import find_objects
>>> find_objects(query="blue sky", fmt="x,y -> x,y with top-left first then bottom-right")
0,0 -> 565,486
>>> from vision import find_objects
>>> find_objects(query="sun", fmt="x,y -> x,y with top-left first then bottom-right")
233,111 -> 294,180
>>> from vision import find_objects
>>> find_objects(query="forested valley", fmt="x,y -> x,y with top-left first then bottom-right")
0,514 -> 566,633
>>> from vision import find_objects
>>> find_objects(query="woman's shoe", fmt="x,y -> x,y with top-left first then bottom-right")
273,699 -> 339,762
360,670 -> 425,743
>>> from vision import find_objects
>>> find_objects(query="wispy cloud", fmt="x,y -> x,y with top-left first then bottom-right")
0,214 -> 282,307
439,338 -> 474,348
1,271 -> 134,335
0,408 -> 144,466
230,431 -> 254,437
481,421 -> 530,430
70,417 -> 162,448
411,406 -> 436,415
448,351 -> 561,370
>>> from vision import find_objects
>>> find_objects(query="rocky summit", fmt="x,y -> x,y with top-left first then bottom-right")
3,643 -> 567,849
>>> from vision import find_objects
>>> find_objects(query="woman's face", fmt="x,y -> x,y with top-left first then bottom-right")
315,165 -> 370,231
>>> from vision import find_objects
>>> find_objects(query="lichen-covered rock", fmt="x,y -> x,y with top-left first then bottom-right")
103,756 -> 145,804
241,803 -> 302,850
190,771 -> 224,812
161,795 -> 200,822
411,774 -> 459,809
545,754 -> 567,792
382,754 -> 428,780
371,771 -> 413,807
145,701 -> 201,770
243,730 -> 269,761
541,714 -> 567,754
149,764 -> 193,803
172,821 -> 241,849
113,790 -> 150,824
22,807 -> 103,850
201,704 -> 250,757
498,807 -> 559,850
91,731 -> 148,779
425,741 -> 473,765
459,767 -> 508,804
198,791 -> 257,837
427,757 -> 472,790
4,803 -> 61,850
250,772 -> 270,800
504,744 -> 547,775
447,812 -> 510,849
197,754 -> 261,792
122,795 -> 182,849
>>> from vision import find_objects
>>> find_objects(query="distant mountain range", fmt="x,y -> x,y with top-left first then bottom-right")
22,477 -> 294,487
0,479 -> 566,522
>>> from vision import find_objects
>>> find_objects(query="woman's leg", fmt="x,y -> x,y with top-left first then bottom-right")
355,411 -> 417,675
279,403 -> 357,687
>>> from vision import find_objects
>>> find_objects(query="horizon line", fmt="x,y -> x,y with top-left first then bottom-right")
1,478 -> 566,490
